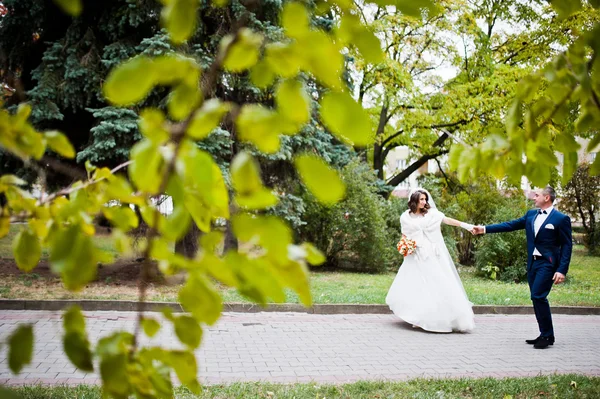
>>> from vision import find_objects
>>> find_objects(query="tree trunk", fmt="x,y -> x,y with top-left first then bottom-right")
175,223 -> 201,258
383,133 -> 449,199
223,200 -> 238,252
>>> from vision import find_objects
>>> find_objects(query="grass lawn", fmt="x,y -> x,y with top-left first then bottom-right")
1,224 -> 599,306
8,375 -> 600,398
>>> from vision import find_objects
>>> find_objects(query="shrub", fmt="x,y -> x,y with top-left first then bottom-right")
300,160 -> 400,272
473,200 -> 529,282
417,173 -> 529,266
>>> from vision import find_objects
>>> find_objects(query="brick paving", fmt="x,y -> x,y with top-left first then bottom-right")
0,310 -> 599,385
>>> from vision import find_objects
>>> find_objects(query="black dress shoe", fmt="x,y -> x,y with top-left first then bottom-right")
534,336 -> 554,349
526,336 -> 555,345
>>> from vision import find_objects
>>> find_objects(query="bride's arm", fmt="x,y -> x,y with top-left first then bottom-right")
443,217 -> 474,232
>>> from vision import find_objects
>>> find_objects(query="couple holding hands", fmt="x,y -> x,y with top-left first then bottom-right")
386,186 -> 572,349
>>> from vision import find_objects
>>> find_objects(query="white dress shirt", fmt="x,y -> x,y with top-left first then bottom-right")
533,206 -> 553,256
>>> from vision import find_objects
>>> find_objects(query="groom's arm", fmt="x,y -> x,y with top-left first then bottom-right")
485,213 -> 528,234
557,214 -> 573,275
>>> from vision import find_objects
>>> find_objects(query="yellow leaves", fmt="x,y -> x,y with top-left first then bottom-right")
186,99 -> 231,140
45,131 -> 75,158
103,56 -> 156,106
337,14 -> 384,64
320,91 -> 373,147
103,55 -> 201,112
230,152 -> 278,210
52,0 -> 82,16
13,228 -> 42,273
222,28 -> 264,72
275,79 -> 311,128
128,140 -> 164,194
177,143 -> 229,232
236,105 -> 281,153
282,2 -> 310,39
161,0 -> 198,44
295,154 -> 346,205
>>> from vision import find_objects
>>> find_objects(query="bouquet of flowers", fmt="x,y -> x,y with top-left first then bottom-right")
397,235 -> 417,257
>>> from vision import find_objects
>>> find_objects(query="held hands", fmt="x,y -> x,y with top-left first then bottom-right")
472,226 -> 485,235
552,272 -> 566,285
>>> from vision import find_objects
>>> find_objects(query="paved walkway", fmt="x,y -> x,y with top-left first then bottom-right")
0,310 -> 599,385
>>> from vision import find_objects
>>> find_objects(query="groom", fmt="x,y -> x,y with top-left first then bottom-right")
473,186 -> 572,349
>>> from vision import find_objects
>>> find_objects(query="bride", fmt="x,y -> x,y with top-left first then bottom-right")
386,188 -> 476,333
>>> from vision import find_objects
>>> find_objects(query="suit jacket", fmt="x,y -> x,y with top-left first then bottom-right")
486,209 -> 573,274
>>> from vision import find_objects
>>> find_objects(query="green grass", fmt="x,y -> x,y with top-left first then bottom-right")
2,223 -> 600,307
7,375 -> 600,398
0,224 -> 120,260
220,246 -> 600,307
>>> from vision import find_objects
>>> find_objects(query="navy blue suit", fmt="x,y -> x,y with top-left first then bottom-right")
486,208 -> 572,338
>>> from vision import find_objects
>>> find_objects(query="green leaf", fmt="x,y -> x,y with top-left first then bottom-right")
550,0 -> 583,19
555,133 -> 581,153
200,254 -> 238,286
295,154 -> 346,205
224,252 -> 285,304
265,43 -> 303,78
179,274 -> 222,325
174,316 -> 203,349
562,151 -> 579,184
52,0 -> 82,16
168,84 -> 202,121
0,215 -> 9,239
0,387 -> 21,399
320,91 -> 373,146
231,152 -> 278,210
303,31 -> 343,89
162,0 -> 198,44
506,99 -> 522,135
338,15 -> 383,64
142,318 -> 161,338
13,229 -> 41,272
63,305 -> 85,333
282,2 -> 310,38
0,175 -> 27,188
232,214 -> 292,264
159,205 -> 192,242
49,226 -> 98,291
103,56 -> 156,106
301,242 -> 326,265
276,80 -> 311,127
8,324 -> 34,374
44,131 -> 75,158
250,60 -> 276,89
178,144 -> 230,231
63,332 -> 94,372
100,354 -> 130,397
102,205 -> 139,232
590,152 -> 600,175
129,140 -> 163,194
139,108 -> 170,144
372,0 -> 439,17
222,28 -> 263,72
187,99 -> 231,140
168,351 -> 200,393
236,104 -> 281,153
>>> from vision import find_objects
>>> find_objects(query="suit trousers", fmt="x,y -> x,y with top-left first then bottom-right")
528,258 -> 556,338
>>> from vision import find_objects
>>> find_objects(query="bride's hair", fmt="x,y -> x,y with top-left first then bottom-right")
408,190 -> 430,214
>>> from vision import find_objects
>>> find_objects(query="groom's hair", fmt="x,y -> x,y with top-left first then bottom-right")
542,186 -> 556,202
408,190 -> 430,214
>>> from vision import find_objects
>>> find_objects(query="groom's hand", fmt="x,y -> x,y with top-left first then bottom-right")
552,272 -> 566,285
472,226 -> 485,235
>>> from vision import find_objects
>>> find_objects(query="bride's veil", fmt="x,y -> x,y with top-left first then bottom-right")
408,188 -> 437,210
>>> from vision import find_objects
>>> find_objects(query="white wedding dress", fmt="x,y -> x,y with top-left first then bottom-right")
386,207 -> 475,333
